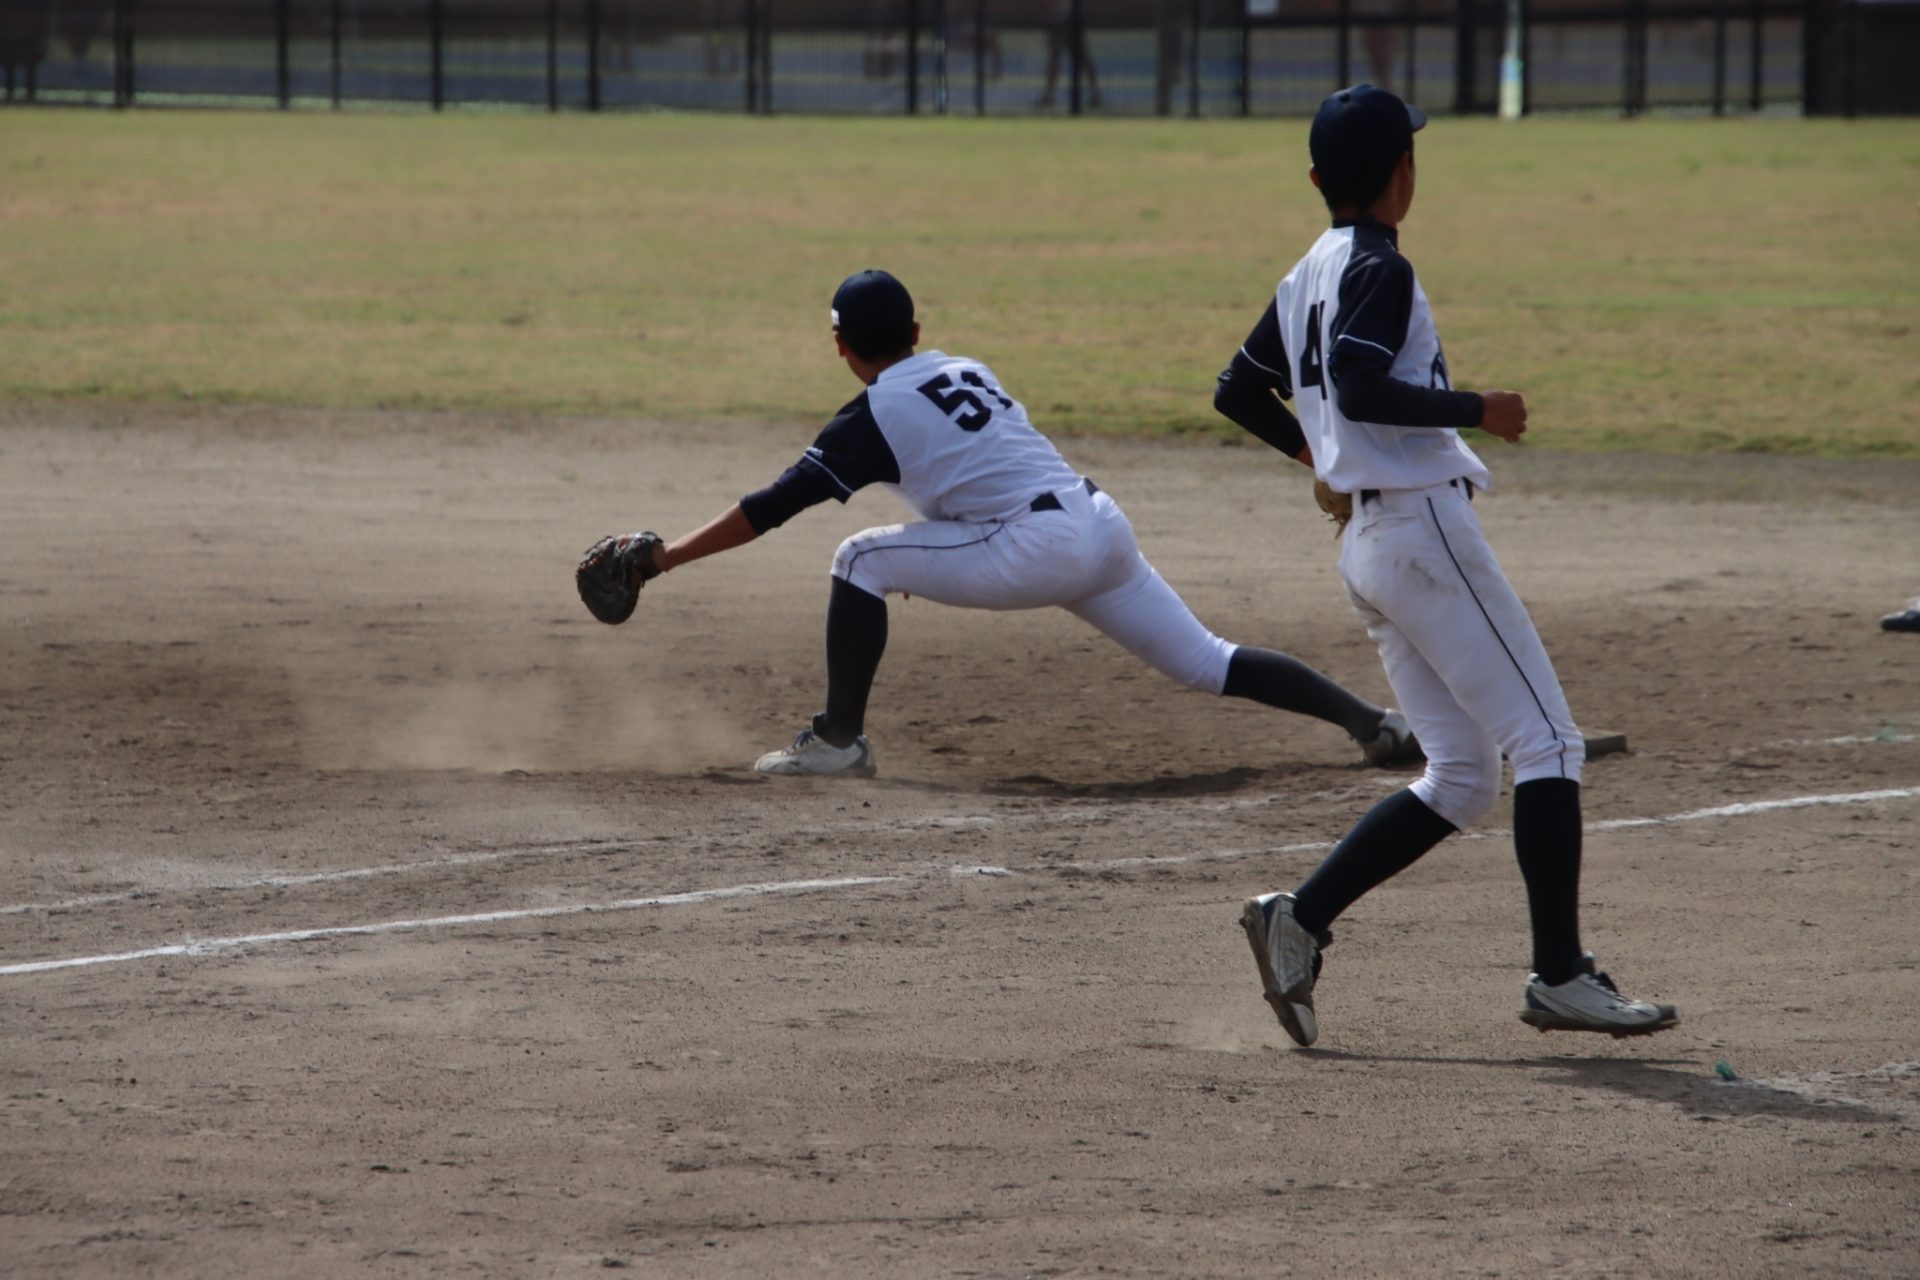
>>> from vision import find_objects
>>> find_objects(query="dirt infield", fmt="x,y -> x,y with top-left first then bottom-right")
3,406 -> 1917,1278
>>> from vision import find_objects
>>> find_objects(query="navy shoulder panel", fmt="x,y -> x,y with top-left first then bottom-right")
801,391 -> 901,495
1329,228 -> 1415,376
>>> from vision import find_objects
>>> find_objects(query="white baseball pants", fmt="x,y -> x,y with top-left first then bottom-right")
1340,480 -> 1584,828
831,480 -> 1238,694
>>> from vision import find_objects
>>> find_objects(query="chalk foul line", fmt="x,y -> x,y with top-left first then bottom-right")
0,836 -> 656,918
0,876 -> 904,977
3,784 -> 1915,979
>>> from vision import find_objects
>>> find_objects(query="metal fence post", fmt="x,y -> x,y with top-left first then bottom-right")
744,0 -> 758,112
1238,7 -> 1250,116
906,0 -> 920,115
1455,0 -> 1478,114
1800,0 -> 1814,114
1841,0 -> 1856,116
330,0 -> 343,109
114,0 -> 136,107
1712,0 -> 1727,113
1406,0 -> 1420,107
430,0 -> 445,110
1802,0 -> 1836,117
1069,0 -> 1084,115
546,0 -> 558,111
587,0 -> 601,110
1188,0 -> 1201,117
758,0 -> 773,113
933,0 -> 949,113
1624,0 -> 1647,114
973,0 -> 986,115
1519,0 -> 1532,115
276,0 -> 290,109
1337,0 -> 1352,88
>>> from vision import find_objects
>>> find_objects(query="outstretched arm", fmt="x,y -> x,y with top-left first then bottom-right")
648,390 -> 903,577
575,501 -> 763,625
656,503 -> 760,574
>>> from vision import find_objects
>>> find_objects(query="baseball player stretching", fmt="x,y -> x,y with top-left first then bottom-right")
1218,87 -> 1678,1043
637,269 -> 1420,777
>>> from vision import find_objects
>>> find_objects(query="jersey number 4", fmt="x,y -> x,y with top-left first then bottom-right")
918,371 -> 1013,432
1298,302 -> 1328,400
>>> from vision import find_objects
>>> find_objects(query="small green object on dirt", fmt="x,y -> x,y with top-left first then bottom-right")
1714,1060 -> 1738,1082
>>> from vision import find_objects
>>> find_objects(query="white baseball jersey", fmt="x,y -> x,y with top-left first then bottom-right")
736,348 -> 1239,696
808,350 -> 1082,524
1270,219 -> 1490,495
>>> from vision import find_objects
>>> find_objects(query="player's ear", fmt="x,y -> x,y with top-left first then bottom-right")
833,329 -> 851,358
1309,166 -> 1323,192
908,321 -> 921,348
1396,150 -> 1417,202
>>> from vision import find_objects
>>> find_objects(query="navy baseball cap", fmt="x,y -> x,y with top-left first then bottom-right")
1309,84 -> 1427,201
831,269 -> 915,358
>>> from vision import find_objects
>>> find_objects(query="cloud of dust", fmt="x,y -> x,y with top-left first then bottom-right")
291,646 -> 763,773
1179,1016 -> 1257,1055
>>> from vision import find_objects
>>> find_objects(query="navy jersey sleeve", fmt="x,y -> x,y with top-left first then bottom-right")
1328,249 -> 1483,428
738,391 -> 903,534
1213,299 -> 1306,458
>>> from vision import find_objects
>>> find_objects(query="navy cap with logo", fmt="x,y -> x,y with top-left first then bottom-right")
831,269 -> 916,359
1309,83 -> 1427,206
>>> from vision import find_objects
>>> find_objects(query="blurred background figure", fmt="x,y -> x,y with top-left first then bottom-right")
56,0 -> 104,70
0,0 -> 51,98
1037,0 -> 1099,108
949,10 -> 1003,82
863,0 -> 902,79
1358,0 -> 1399,94
706,0 -> 743,77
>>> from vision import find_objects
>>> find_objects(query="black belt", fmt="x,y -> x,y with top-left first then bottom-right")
1358,477 -> 1473,505
1030,477 -> 1100,513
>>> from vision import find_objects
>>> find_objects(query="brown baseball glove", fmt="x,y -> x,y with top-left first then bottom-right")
1312,478 -> 1353,537
575,531 -> 664,625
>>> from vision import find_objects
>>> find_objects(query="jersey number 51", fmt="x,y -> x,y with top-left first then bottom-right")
918,371 -> 1014,432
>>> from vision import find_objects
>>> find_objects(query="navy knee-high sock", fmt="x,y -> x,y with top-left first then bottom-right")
820,575 -> 888,748
1222,647 -> 1386,742
1291,789 -> 1458,935
1512,777 -> 1585,985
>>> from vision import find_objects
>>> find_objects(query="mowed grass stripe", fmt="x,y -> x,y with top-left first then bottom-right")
2,112 -> 1915,455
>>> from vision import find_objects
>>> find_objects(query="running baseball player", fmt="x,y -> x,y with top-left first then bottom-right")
589,269 -> 1419,777
1215,87 -> 1679,1042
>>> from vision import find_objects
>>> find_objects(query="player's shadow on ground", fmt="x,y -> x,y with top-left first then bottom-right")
1306,1049 -> 1899,1125
984,763 -> 1316,799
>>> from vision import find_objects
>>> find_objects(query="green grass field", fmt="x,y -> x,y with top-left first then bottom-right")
3,111 -> 1916,454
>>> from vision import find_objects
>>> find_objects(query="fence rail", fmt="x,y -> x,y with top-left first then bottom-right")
0,0 -> 1911,115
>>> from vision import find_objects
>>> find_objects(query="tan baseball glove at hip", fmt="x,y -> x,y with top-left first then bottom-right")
1313,478 -> 1354,537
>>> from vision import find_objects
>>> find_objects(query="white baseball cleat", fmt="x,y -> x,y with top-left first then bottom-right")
754,725 -> 876,777
1239,891 -> 1330,1047
1519,958 -> 1679,1037
1361,708 -> 1423,768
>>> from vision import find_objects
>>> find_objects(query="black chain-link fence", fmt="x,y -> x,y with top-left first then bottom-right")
1,0 -> 1911,113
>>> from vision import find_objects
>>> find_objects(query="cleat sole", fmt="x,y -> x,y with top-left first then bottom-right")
1518,1007 -> 1680,1038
